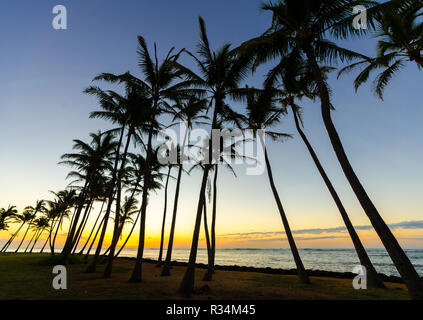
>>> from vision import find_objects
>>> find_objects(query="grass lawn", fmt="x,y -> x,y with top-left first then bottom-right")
0,253 -> 410,300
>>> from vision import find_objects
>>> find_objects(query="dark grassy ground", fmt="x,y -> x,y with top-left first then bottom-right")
0,253 -> 410,300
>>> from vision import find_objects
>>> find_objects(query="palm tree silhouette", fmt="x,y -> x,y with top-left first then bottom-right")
174,16 -> 254,296
339,2 -> 423,99
240,0 -> 423,299
28,217 -> 50,253
242,88 -> 310,284
160,97 -> 208,276
1,206 -> 23,252
15,202 -> 42,252
60,131 -> 117,263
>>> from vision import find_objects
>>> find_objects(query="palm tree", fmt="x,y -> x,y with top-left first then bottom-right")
45,190 -> 77,255
28,217 -> 50,253
84,71 -> 155,277
156,163 -> 173,267
160,97 -> 208,276
60,131 -> 117,263
240,0 -> 423,299
173,17 -> 254,296
0,205 -> 19,252
262,56 -> 385,287
97,36 -> 196,282
113,153 -> 164,258
242,88 -> 310,283
14,205 -> 40,252
339,3 -> 423,99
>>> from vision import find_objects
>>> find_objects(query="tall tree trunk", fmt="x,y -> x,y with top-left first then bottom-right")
15,221 -> 33,252
161,123 -> 189,277
292,106 -> 384,288
304,44 -> 423,299
86,125 -> 125,273
129,123 -> 154,282
1,222 -> 25,252
78,200 -> 106,255
72,200 -> 94,254
104,128 -> 133,278
161,163 -> 183,276
178,99 -> 219,297
203,166 -> 218,281
157,166 -> 172,267
114,210 -> 141,258
40,219 -> 57,254
202,190 -> 212,279
260,133 -> 310,284
84,214 -> 107,263
24,229 -> 38,253
29,230 -> 42,253
62,179 -> 91,262
52,214 -> 64,256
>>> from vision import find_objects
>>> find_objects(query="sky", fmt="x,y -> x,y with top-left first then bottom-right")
0,0 -> 422,250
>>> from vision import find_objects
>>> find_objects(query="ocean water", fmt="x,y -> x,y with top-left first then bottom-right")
116,247 -> 423,277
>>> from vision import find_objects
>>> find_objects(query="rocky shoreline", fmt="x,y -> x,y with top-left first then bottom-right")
118,256 -> 406,284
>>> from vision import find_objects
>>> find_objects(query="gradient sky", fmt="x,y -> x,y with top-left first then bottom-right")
0,0 -> 422,250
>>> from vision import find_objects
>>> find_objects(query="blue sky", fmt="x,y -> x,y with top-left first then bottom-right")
0,0 -> 422,248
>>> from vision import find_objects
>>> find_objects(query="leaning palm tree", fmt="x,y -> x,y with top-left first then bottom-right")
263,56 -> 384,287
60,131 -> 117,263
15,200 -> 46,252
240,0 -> 423,299
28,217 -> 50,253
95,36 -> 198,282
174,17 -> 254,296
242,88 -> 310,284
339,2 -> 423,99
0,206 -> 19,252
113,153 -> 164,259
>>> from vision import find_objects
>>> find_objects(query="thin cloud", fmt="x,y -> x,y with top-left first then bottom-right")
219,220 -> 423,240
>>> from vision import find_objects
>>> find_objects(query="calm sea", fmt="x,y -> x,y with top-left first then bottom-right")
116,247 -> 423,277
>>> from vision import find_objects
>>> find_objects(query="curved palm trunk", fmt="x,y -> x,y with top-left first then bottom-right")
157,166 -> 172,267
292,107 -> 384,288
203,166 -> 218,281
129,124 -> 154,282
41,219 -> 57,254
114,210 -> 141,258
72,202 -> 94,254
29,230 -> 42,253
15,221 -> 32,252
202,190 -> 212,279
260,134 -> 310,284
62,179 -> 91,261
178,165 -> 210,295
78,200 -> 106,255
104,129 -> 133,278
161,127 -> 189,276
161,163 -> 183,276
178,100 -> 220,297
1,222 -> 25,252
71,199 -> 93,254
304,44 -> 423,299
84,214 -> 107,263
24,229 -> 38,253
51,214 -> 64,256
86,125 -> 125,273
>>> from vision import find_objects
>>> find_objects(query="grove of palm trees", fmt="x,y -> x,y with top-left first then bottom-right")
1,0 -> 422,303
